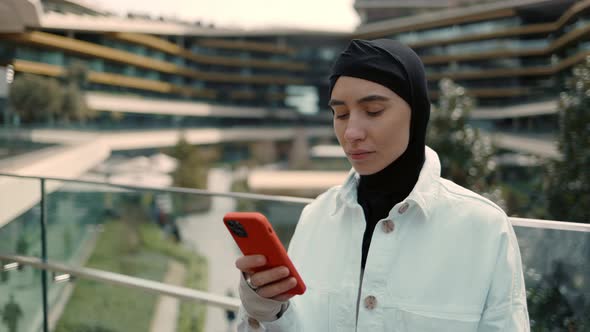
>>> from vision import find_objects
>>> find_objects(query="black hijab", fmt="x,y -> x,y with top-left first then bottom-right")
328,39 -> 431,269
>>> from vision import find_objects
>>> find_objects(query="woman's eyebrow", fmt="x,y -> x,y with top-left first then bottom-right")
328,94 -> 390,107
357,95 -> 390,104
328,99 -> 345,107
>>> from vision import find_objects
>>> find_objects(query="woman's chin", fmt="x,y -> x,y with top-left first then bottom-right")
352,165 -> 379,176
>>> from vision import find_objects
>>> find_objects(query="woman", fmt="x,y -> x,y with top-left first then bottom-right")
234,39 -> 529,331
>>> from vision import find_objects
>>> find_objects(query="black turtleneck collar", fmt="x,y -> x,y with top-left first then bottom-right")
328,39 -> 431,269
356,142 -> 424,269
357,145 -> 423,199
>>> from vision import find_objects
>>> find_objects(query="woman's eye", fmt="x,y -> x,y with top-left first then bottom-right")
367,110 -> 384,117
335,113 -> 349,120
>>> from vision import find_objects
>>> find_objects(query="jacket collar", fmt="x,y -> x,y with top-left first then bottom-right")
334,146 -> 441,220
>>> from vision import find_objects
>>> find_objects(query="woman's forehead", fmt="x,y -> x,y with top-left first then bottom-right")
330,76 -> 402,102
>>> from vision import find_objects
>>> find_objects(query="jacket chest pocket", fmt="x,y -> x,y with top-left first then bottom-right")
296,289 -> 334,331
395,309 -> 480,332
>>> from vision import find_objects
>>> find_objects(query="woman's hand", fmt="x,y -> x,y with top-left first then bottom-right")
235,255 -> 298,322
235,254 -> 297,302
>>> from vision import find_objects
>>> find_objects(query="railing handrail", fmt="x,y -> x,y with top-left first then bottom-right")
510,217 -> 590,232
0,171 -> 313,204
1,172 -> 589,231
0,253 -> 241,311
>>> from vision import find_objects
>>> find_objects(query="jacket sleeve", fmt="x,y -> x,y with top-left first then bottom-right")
478,218 -> 530,331
237,204 -> 312,332
237,300 -> 302,332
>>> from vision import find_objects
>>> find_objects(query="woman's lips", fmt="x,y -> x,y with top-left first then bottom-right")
348,151 -> 374,160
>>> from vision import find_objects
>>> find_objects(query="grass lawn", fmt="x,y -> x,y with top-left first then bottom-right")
54,214 -> 207,332
139,221 -> 208,332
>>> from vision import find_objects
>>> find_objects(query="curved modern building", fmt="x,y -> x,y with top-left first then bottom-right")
0,0 -> 347,129
1,0 -> 589,158
354,0 -> 498,24
355,0 -> 589,157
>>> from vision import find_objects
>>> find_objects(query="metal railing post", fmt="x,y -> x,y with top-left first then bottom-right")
40,178 -> 49,332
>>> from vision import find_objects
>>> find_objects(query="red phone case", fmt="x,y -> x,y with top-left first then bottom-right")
223,212 -> 306,295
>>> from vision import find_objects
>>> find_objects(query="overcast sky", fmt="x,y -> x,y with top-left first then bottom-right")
93,0 -> 360,31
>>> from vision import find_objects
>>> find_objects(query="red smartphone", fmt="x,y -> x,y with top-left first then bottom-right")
223,212 -> 306,295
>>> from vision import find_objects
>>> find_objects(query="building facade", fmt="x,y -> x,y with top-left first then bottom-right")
0,0 -> 347,129
355,0 -> 589,153
354,0 -> 498,24
1,0 -> 589,156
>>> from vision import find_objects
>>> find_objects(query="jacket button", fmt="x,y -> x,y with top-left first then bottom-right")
398,202 -> 409,214
381,220 -> 395,233
248,317 -> 261,329
364,295 -> 377,310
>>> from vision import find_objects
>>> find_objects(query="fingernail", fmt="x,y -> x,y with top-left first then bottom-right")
281,267 -> 290,275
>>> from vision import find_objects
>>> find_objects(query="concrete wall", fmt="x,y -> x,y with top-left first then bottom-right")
0,139 -> 111,227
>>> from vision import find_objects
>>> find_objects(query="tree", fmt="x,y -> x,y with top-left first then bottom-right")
61,61 -> 94,123
427,79 -> 499,196
169,136 -> 208,189
9,74 -> 63,123
545,57 -> 590,223
168,135 -> 212,213
526,261 -> 588,330
9,61 -> 94,125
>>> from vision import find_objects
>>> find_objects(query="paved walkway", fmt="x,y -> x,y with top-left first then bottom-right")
3,127 -> 333,151
149,260 -> 187,332
178,168 -> 241,332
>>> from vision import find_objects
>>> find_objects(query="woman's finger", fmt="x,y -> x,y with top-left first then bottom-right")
249,266 -> 290,288
271,293 -> 295,302
235,255 -> 266,274
256,277 -> 297,299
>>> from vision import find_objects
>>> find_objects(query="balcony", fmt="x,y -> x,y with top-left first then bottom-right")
0,172 -> 589,331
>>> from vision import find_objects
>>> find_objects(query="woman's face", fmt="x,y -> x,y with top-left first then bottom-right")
329,76 -> 411,175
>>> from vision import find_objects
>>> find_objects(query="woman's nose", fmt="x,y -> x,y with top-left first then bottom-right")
344,119 -> 366,142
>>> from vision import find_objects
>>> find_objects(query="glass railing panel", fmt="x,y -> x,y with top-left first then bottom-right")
3,173 -> 590,331
514,225 -> 590,330
42,176 -> 308,272
172,191 -> 243,332
167,191 -> 306,284
0,176 -> 43,256
43,180 -> 200,282
43,180 -> 112,265
41,180 -> 215,331
0,175 -> 45,332
39,176 -> 308,331
43,180 -> 122,332
187,192 -> 306,331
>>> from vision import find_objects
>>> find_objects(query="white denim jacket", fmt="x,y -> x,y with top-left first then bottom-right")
238,146 -> 530,331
